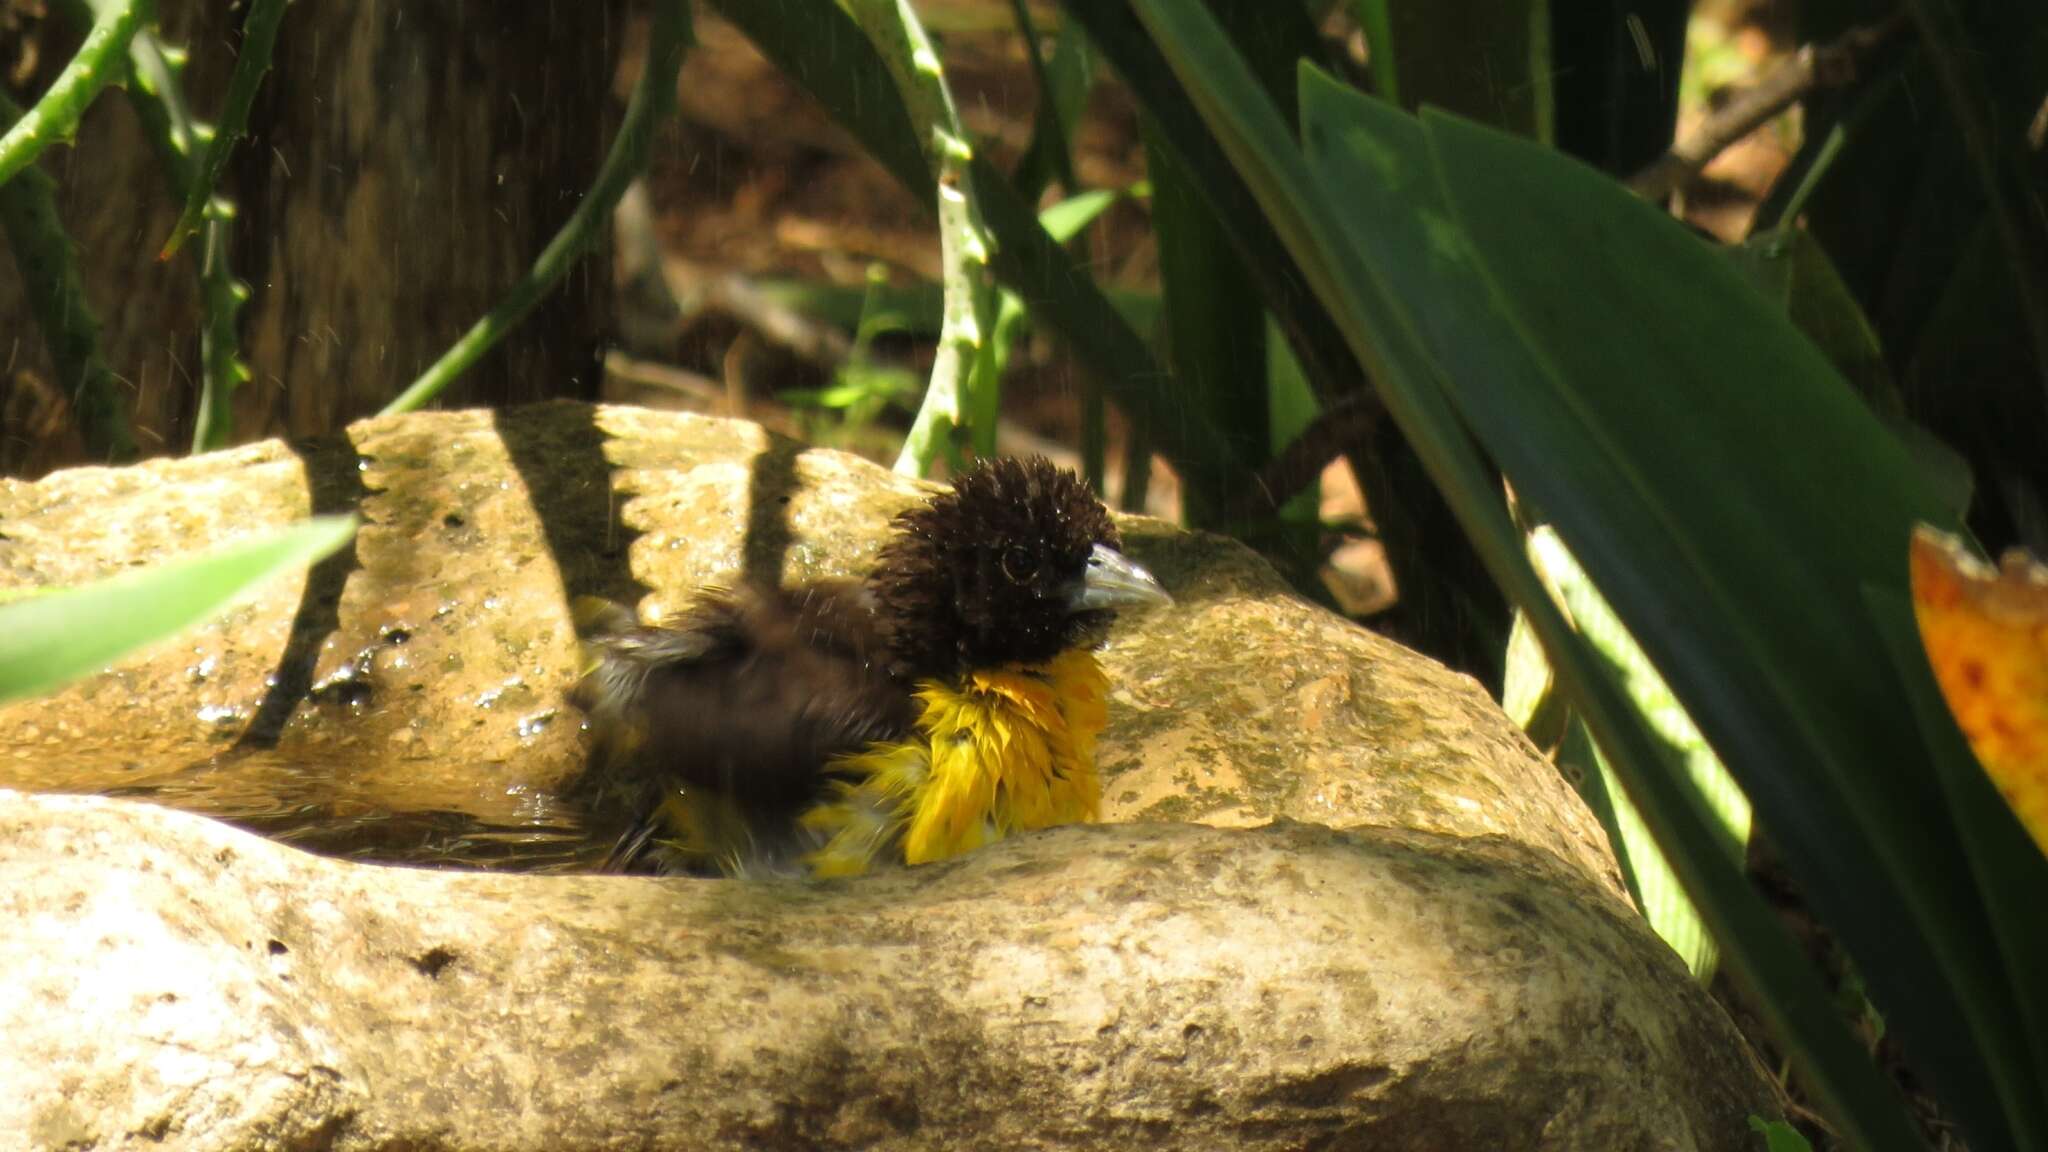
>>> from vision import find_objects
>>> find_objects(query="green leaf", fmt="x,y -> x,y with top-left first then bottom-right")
1499,608 -> 1560,742
1143,112 -> 1268,524
1896,0 -> 2048,401
1342,1 -> 1400,102
0,516 -> 358,706
1548,0 -> 1685,171
1281,66 -> 1923,1150
1748,1116 -> 1816,1152
1063,0 -> 1372,481
1531,527 -> 1751,983
1905,217 -> 2041,537
1038,188 -> 1120,244
1112,11 -> 1913,1143
752,277 -> 944,338
1412,100 -> 2042,1148
1009,0 -> 1093,203
1266,315 -> 1320,523
1727,228 -> 1895,414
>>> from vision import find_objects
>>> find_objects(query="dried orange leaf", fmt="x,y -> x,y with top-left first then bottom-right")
1909,525 -> 2048,855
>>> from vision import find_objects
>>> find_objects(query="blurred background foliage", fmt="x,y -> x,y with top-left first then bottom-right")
4,1 -> 2048,1149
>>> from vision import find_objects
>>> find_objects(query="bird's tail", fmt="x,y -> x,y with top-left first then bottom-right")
570,597 -> 644,762
572,597 -> 816,878
571,595 -> 732,767
602,786 -> 775,878
568,597 -> 710,873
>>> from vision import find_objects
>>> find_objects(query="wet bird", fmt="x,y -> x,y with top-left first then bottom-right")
571,456 -> 1171,878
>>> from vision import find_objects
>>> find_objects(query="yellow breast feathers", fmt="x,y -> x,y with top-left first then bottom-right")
802,648 -> 1109,877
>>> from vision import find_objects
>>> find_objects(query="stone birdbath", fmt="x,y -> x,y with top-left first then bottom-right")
0,402 -> 1781,1150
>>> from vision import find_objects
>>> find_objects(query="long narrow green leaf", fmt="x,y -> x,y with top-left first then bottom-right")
0,516 -> 357,705
1265,316 -> 1319,523
1293,95 -> 1925,1145
1119,4 -> 1928,1145
1008,0 -> 1090,203
1532,526 -> 1752,983
1142,114 -> 1265,524
1063,1 -> 1364,414
1727,228 -> 1895,414
1294,67 -> 2003,1148
1038,188 -> 1120,243
1343,1 -> 1400,102
709,0 -> 930,199
1005,11 -> 1100,483
1343,0 -> 1549,138
975,157 -> 1248,497
750,189 -> 1123,339
381,1 -> 692,415
1415,102 -> 2043,1149
1750,1117 -> 1819,1152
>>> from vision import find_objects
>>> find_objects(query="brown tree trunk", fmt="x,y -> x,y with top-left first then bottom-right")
2,0 -> 617,467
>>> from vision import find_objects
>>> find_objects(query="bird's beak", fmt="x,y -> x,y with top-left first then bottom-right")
1067,543 -> 1172,613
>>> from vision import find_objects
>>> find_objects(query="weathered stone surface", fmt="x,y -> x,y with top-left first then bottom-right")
0,403 -> 1619,889
0,404 -> 1780,1148
0,790 -> 1779,1152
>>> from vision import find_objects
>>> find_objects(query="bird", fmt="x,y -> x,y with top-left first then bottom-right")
570,455 -> 1171,878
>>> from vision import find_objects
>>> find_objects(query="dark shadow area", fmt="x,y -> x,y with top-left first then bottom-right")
494,401 -> 657,869
234,431 -> 372,749
493,400 -> 649,609
741,431 -> 805,588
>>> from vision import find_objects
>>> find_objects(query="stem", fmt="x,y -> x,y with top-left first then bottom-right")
1626,14 -> 1905,202
1222,392 -> 1378,522
0,0 -> 151,188
48,0 -> 256,451
158,0 -> 287,259
847,0 -> 1001,475
0,91 -> 135,462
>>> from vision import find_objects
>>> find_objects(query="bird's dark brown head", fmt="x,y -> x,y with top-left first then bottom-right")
868,456 -> 1168,681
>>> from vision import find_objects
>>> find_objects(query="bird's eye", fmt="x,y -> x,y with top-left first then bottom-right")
1000,544 -> 1040,584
